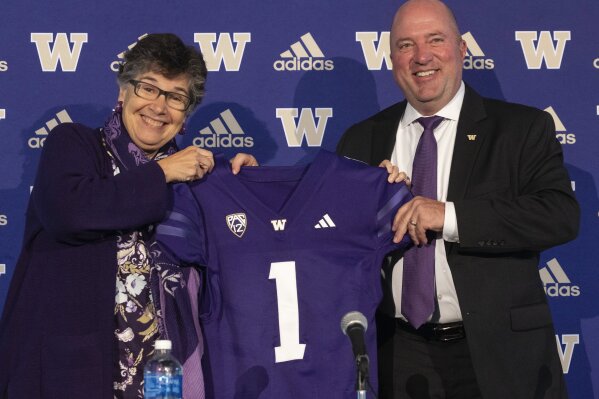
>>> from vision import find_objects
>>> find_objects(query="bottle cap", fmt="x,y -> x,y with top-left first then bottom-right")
154,340 -> 172,350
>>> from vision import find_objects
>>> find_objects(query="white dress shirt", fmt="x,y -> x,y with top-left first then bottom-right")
389,82 -> 465,323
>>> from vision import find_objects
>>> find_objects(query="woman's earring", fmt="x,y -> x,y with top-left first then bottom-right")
114,101 -> 123,113
178,121 -> 186,135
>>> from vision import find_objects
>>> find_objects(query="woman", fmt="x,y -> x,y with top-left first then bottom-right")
0,33 -> 254,399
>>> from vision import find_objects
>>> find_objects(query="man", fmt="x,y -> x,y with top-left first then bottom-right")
336,1 -> 580,398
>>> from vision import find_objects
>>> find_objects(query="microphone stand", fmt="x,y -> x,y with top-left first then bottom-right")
355,354 -> 369,399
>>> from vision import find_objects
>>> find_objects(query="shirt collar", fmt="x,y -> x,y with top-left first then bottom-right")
400,81 -> 466,128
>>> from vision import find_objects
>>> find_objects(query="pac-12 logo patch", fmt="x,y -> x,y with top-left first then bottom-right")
226,213 -> 247,238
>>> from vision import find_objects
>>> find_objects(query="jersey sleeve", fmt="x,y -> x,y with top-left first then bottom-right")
155,182 -> 208,266
375,179 -> 413,251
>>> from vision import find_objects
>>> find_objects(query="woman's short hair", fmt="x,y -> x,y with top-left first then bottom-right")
117,33 -> 207,113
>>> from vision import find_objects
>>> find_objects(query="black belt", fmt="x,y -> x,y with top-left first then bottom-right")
395,319 -> 465,342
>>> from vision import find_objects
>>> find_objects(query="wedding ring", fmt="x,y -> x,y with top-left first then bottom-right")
409,220 -> 417,226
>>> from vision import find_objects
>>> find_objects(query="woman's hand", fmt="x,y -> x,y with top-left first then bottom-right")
157,146 -> 214,183
230,153 -> 259,175
379,160 -> 410,184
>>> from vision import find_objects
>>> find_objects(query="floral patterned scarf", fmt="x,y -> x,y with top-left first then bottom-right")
102,105 -> 204,399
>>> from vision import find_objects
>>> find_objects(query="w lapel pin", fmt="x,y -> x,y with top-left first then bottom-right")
467,134 -> 477,141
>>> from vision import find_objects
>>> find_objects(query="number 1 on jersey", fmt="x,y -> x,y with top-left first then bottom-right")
269,261 -> 306,363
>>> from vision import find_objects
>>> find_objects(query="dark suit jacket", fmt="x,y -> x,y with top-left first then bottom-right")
337,86 -> 579,399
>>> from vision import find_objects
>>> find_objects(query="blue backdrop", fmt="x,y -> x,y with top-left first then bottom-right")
1,1 -> 597,397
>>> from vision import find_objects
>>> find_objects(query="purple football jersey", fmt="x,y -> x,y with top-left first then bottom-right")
157,150 -> 412,398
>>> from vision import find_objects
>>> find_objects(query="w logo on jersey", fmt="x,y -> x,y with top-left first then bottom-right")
31,33 -> 88,72
226,213 -> 247,238
194,33 -> 251,72
271,219 -> 287,231
276,108 -> 333,147
515,31 -> 571,69
355,32 -> 391,71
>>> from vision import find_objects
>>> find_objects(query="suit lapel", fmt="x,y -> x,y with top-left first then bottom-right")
447,86 -> 487,202
371,101 -> 407,165
365,90 -> 486,200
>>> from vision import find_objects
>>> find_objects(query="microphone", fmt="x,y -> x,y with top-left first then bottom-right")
340,311 -> 368,360
340,311 -> 370,395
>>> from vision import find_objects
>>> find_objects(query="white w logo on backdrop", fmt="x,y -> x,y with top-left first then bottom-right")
355,32 -> 391,71
515,31 -> 571,69
555,334 -> 579,374
276,108 -> 333,147
194,33 -> 251,72
0,109 -> 5,120
30,33 -> 88,72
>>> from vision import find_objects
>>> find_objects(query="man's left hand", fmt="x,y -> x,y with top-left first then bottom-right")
393,196 -> 445,245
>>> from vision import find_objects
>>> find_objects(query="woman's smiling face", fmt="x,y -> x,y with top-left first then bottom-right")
118,71 -> 190,157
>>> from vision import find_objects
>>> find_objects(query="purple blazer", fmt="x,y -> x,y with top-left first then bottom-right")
0,123 -> 168,398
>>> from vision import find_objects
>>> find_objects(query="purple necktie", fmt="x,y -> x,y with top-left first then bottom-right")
401,115 -> 443,329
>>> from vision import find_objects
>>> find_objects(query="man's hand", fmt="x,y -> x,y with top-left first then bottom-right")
379,160 -> 410,184
393,196 -> 445,245
230,153 -> 259,174
157,146 -> 214,183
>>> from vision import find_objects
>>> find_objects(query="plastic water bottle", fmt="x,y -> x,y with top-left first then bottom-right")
144,339 -> 183,399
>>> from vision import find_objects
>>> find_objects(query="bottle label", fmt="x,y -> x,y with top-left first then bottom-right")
144,375 -> 183,398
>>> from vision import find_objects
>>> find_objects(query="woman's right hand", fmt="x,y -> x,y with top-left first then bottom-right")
157,146 -> 215,183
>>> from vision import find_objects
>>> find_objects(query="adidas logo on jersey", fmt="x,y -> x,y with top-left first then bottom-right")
29,109 -> 72,148
193,109 -> 254,148
226,213 -> 247,238
314,214 -> 335,229
539,258 -> 580,297
271,219 -> 287,231
544,106 -> 576,144
462,32 -> 494,70
110,34 -> 148,71
274,33 -> 334,72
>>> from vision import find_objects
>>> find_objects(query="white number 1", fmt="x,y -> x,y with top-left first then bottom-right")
269,261 -> 306,363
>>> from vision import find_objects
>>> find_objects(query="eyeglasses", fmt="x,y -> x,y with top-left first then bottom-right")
129,80 -> 193,111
